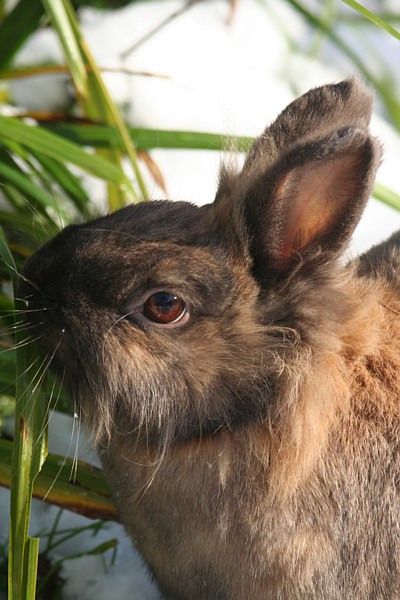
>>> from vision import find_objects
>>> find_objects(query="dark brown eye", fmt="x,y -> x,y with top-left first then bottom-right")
142,291 -> 187,325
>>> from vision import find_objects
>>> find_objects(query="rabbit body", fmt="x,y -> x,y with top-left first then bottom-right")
20,78 -> 400,599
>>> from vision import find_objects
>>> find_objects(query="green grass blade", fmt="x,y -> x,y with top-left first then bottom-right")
40,0 -> 87,98
341,0 -> 400,41
0,439 -> 117,521
43,0 -> 146,206
0,143 -> 69,225
0,154 -> 61,214
33,152 -> 92,217
0,225 -> 47,600
285,0 -> 400,129
41,121 -> 254,152
8,340 -> 47,600
26,538 -> 40,595
0,0 -> 44,71
0,224 -> 17,286
0,211 -> 59,253
373,183 -> 400,212
0,115 -> 131,189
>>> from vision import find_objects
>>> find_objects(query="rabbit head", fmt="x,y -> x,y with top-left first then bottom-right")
20,78 -> 381,459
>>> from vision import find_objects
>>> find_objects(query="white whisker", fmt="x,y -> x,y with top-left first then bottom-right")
43,377 -> 83,502
35,368 -> 66,446
30,331 -> 65,397
1,333 -> 44,352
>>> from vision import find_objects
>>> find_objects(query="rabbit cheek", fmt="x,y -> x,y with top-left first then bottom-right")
104,332 -> 223,443
95,300 -> 265,446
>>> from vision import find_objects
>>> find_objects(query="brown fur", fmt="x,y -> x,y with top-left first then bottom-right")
19,78 -> 400,598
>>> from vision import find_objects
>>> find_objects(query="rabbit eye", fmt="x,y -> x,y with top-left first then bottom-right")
142,291 -> 187,325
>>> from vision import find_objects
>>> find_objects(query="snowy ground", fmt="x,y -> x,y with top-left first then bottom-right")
2,1 -> 400,599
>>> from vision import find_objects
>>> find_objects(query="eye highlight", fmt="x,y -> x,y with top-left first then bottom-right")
142,291 -> 188,325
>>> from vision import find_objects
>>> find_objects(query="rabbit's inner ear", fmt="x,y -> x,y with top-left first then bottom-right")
242,128 -> 380,280
275,149 -> 367,270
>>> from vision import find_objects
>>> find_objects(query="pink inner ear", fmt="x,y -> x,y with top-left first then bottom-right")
274,152 -> 364,270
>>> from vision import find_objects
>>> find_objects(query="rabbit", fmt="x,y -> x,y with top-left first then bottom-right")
19,77 -> 400,599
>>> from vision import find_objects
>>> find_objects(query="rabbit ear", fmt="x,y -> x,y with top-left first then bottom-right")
215,79 -> 381,282
243,127 -> 381,278
242,77 -> 375,175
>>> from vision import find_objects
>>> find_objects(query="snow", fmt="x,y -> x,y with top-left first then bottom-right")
2,1 -> 400,598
